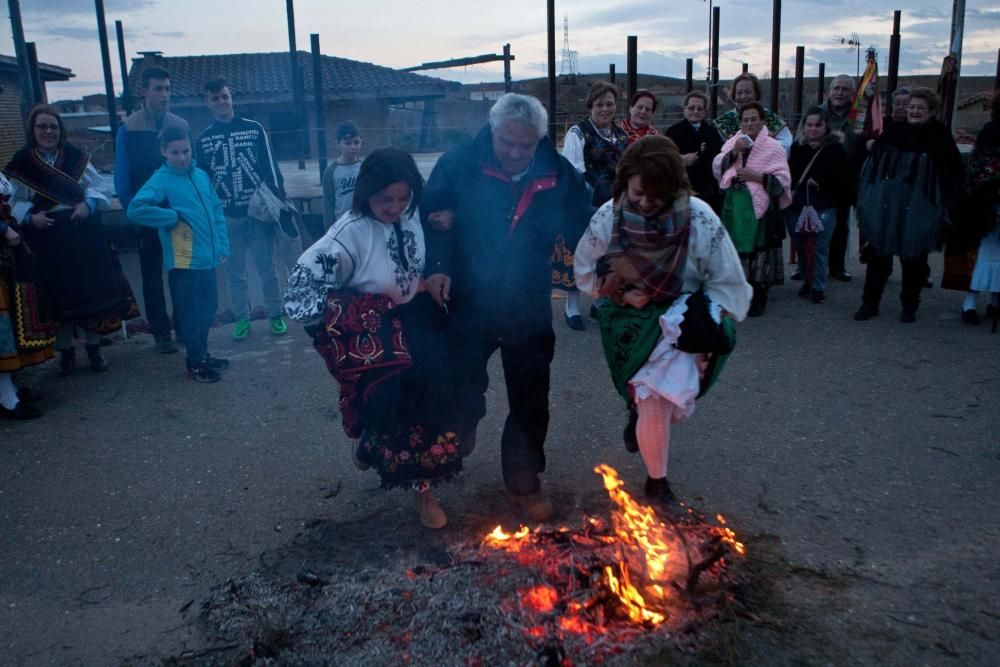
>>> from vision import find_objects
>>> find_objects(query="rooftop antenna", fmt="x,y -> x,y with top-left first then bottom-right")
835,32 -> 862,76
560,13 -> 578,77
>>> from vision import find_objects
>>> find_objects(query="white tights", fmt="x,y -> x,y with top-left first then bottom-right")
635,394 -> 676,479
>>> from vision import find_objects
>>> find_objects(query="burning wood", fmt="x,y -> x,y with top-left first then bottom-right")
195,464 -> 746,665
476,464 -> 745,658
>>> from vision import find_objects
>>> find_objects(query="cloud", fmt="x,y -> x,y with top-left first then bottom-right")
22,0 -> 157,16
151,31 -> 186,39
30,25 -> 99,42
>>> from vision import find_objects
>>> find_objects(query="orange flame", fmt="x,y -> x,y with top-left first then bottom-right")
485,524 -> 531,550
520,584 -> 559,613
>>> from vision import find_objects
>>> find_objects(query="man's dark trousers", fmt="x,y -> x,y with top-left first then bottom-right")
449,321 -> 555,496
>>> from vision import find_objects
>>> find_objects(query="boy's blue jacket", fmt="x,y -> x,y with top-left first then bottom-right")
127,162 -> 230,271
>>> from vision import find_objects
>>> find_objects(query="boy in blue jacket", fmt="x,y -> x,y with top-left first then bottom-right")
128,126 -> 231,382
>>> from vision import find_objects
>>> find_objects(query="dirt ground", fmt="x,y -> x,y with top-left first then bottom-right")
1,250 -> 998,666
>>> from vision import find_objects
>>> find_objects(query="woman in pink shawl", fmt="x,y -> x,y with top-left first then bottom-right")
713,102 -> 791,316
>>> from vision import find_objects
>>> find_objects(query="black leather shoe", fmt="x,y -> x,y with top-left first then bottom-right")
962,309 -> 980,325
797,283 -> 811,298
15,386 -> 42,403
58,348 -> 76,376
811,290 -> 825,304
623,408 -> 638,453
565,314 -> 586,331
85,345 -> 109,372
790,269 -> 802,281
832,270 -> 852,282
0,402 -> 42,420
900,306 -> 918,323
854,304 -> 879,321
644,476 -> 677,504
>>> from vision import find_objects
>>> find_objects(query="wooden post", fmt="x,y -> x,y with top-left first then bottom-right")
626,36 -> 638,103
947,0 -> 965,132
25,43 -> 43,105
887,11 -> 901,99
685,58 -> 693,94
742,62 -> 749,73
995,48 -> 1000,91
770,0 -> 781,112
286,0 -> 307,168
7,0 -> 34,120
310,34 -> 327,181
547,0 -> 557,141
95,0 -> 119,138
793,46 -> 805,130
710,7 -> 720,119
817,63 -> 826,104
115,20 -> 131,113
609,63 -> 616,83
503,43 -> 512,93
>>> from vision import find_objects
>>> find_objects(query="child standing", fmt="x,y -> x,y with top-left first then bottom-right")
128,126 -> 230,382
321,121 -> 363,229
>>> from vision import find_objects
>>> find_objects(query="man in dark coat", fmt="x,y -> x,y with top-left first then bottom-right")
422,93 -> 592,521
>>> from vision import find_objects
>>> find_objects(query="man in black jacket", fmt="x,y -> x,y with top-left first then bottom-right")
422,93 -> 592,521
195,77 -> 287,341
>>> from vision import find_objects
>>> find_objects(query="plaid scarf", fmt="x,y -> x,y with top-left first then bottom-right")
599,194 -> 691,305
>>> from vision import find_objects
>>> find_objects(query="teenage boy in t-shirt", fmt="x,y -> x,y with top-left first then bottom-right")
321,121 -> 363,229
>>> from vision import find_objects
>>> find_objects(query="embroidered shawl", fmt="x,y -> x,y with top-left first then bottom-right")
715,108 -> 787,140
2,144 -> 88,211
717,127 -> 792,218
619,118 -> 659,145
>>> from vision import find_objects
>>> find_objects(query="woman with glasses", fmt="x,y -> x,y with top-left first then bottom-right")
2,105 -> 137,375
557,81 -> 628,330
666,90 -> 724,213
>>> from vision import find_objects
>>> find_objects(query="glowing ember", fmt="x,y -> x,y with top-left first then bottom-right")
479,463 -> 746,656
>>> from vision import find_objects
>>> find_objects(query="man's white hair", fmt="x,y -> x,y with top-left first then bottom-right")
831,74 -> 855,90
489,93 -> 548,138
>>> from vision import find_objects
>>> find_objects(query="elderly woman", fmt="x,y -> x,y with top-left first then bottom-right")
2,104 -> 136,375
558,81 -> 628,329
716,73 -> 793,154
619,89 -> 659,144
854,88 -> 963,323
785,106 -> 851,304
665,90 -> 724,213
713,102 -> 792,316
574,135 -> 750,504
0,174 -> 55,419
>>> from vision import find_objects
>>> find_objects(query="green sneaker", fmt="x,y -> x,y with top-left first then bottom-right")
232,318 -> 250,341
270,316 -> 288,336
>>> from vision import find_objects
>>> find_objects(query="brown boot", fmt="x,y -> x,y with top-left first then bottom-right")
509,491 -> 555,522
414,489 -> 447,529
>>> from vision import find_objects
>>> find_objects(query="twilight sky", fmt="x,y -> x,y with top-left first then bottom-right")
8,0 -> 1000,101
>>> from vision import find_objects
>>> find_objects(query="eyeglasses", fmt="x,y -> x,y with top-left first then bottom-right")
34,123 -> 59,131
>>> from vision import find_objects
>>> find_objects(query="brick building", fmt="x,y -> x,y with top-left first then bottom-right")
0,54 -> 74,166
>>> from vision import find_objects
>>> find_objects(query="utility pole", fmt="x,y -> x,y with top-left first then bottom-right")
95,0 -> 119,138
310,34 -> 327,182
8,0 -> 35,119
115,20 -> 131,113
286,0 -> 306,169
770,0 -> 782,112
948,0 -> 965,133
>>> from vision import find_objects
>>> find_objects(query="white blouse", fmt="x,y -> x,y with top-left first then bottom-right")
284,209 -> 424,323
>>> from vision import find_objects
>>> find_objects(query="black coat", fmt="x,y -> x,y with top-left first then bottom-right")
421,125 -> 593,337
787,136 -> 851,211
664,119 -> 723,209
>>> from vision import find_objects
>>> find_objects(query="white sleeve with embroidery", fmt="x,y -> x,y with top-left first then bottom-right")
283,227 -> 357,322
561,126 -> 587,174
572,202 -> 615,297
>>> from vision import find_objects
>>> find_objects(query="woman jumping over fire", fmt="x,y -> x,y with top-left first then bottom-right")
284,147 -> 463,529
574,136 -> 751,505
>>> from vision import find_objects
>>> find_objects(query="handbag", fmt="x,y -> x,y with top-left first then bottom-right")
247,130 -> 301,241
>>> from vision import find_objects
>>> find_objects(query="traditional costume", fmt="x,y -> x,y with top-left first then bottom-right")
574,195 -> 751,498
713,127 -> 792,315
855,118 -> 963,320
285,209 -> 462,489
3,144 -> 137,363
556,119 -> 627,323
0,174 -> 55,417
